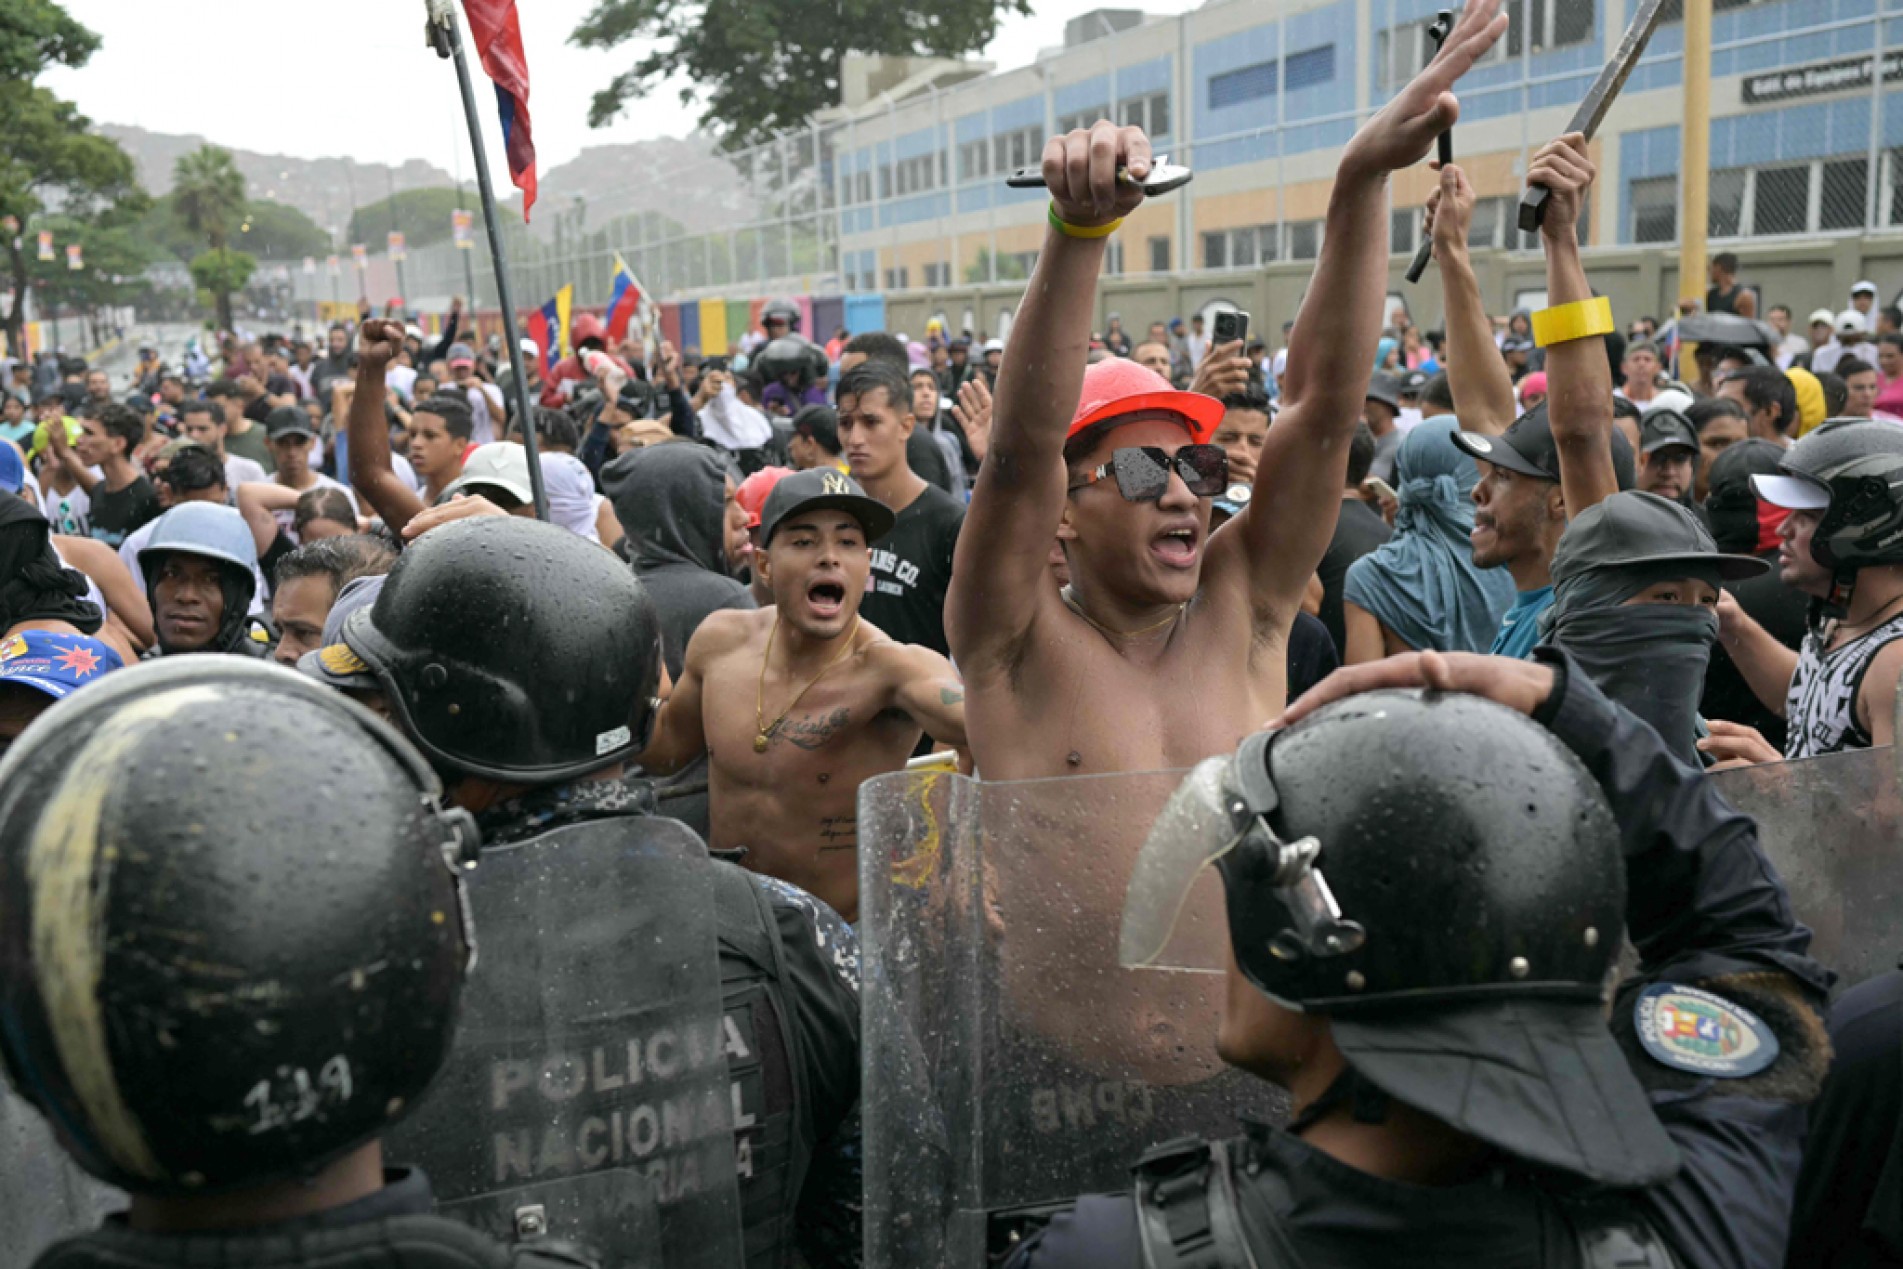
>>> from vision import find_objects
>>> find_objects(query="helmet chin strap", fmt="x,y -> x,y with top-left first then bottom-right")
1816,567 -> 1858,627
1287,1065 -> 1392,1135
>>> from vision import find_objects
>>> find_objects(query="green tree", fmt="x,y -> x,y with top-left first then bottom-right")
0,1 -> 143,356
28,213 -> 163,344
571,0 -> 1030,149
234,199 -> 331,260
346,187 -> 511,253
172,145 -> 247,330
188,248 -> 256,320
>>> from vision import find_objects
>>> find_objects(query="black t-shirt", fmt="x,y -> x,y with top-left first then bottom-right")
1286,610 -> 1340,699
1317,498 -> 1393,658
859,483 -> 963,657
906,427 -> 955,494
87,474 -> 159,548
1707,283 -> 1744,315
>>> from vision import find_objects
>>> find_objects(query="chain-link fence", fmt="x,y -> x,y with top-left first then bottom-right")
281,0 -> 1903,316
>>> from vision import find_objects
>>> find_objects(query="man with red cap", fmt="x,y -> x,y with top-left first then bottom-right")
948,6 -> 1506,782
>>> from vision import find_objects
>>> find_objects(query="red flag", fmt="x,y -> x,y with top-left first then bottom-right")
461,0 -> 537,220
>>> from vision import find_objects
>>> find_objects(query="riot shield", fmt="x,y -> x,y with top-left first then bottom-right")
389,817 -> 740,1268
1712,744 -> 1903,989
0,1083 -> 124,1259
860,769 -> 1286,1269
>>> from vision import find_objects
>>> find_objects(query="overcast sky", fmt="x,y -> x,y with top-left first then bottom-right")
42,0 -> 1198,177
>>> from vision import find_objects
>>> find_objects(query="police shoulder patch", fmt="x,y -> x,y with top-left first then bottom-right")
1634,982 -> 1779,1078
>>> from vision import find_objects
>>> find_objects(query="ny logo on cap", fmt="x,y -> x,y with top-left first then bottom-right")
822,471 -> 850,495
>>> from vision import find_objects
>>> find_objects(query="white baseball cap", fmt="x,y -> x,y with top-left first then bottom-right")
1852,280 -> 1879,297
1809,307 -> 1837,327
441,442 -> 534,506
1837,309 -> 1869,336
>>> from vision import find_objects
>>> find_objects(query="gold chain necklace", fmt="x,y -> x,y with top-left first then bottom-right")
754,615 -> 861,752
1061,587 -> 1186,640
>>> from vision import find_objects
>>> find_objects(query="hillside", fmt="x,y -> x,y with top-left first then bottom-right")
101,125 -> 761,247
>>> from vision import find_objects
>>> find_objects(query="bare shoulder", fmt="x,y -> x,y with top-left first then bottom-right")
687,606 -> 766,667
861,632 -> 957,684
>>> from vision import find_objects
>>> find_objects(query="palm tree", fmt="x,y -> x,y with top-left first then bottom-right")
173,146 -> 246,330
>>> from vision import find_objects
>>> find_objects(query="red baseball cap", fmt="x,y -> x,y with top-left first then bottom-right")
1066,358 -> 1223,446
736,465 -> 794,528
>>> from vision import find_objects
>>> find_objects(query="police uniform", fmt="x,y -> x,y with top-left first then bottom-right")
1007,653 -> 1832,1269
34,1170 -> 591,1269
474,779 -> 864,1269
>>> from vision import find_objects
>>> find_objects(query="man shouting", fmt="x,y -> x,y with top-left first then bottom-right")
950,3 -> 1508,779
640,468 -> 967,921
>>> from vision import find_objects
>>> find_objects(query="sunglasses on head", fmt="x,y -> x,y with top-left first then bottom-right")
1068,444 -> 1230,501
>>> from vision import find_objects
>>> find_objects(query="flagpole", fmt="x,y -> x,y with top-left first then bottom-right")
425,0 -> 548,520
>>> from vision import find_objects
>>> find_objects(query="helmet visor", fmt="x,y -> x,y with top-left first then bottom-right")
1751,472 -> 1831,511
1118,756 -> 1243,972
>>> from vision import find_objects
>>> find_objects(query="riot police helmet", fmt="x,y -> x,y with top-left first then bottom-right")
341,515 -> 664,784
0,658 -> 475,1194
1123,688 -> 1681,1186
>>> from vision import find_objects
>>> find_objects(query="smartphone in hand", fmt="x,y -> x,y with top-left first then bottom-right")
1213,310 -> 1250,346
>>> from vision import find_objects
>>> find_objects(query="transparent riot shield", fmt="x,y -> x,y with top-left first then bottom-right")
0,1083 -> 124,1260
860,769 -> 1286,1269
388,817 -> 740,1268
1711,745 -> 1903,989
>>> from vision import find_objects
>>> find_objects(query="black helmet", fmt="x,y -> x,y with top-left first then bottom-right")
753,335 -> 828,389
1123,689 -> 1679,1185
761,298 -> 801,332
0,658 -> 475,1194
342,516 -> 664,783
1752,418 -> 1903,574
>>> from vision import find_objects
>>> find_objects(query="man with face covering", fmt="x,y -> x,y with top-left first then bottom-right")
1541,491 -> 1768,764
1341,416 -> 1515,661
0,498 -> 105,641
602,441 -> 755,680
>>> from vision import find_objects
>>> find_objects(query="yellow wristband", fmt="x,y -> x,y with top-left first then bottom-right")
1532,296 -> 1615,348
1048,202 -> 1123,239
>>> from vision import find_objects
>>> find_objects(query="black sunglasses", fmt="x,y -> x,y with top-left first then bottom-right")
1069,444 -> 1230,501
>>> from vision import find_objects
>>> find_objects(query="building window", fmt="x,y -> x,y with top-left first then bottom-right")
1380,17 -> 1515,90
1202,224 -> 1280,269
1391,207 -> 1420,254
1287,219 -> 1323,260
1284,45 -> 1335,91
959,139 -> 990,182
1709,167 -> 1747,238
1210,60 -> 1278,109
1119,91 -> 1171,138
856,171 -> 872,203
1505,0 -> 1596,58
1103,239 -> 1124,275
1631,176 -> 1676,243
1056,105 -> 1111,134
1149,235 -> 1171,272
1203,231 -> 1227,269
1820,158 -> 1869,232
923,262 -> 950,288
993,126 -> 1041,173
884,266 -> 911,290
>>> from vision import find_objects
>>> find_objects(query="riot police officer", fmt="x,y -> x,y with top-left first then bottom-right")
1008,648 -> 1832,1269
314,515 -> 862,1269
0,658 -> 580,1268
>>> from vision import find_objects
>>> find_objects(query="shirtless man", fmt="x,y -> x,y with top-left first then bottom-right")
950,0 -> 1509,781
640,468 -> 967,921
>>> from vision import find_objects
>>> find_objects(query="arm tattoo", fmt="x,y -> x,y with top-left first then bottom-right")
939,686 -> 964,705
779,706 -> 852,751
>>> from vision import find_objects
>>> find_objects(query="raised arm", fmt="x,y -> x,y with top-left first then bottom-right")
1427,163 -> 1516,434
1532,135 -> 1618,515
946,124 -> 1152,677
1218,0 -> 1509,613
53,534 -> 153,649
346,319 -> 426,537
236,481 -> 299,557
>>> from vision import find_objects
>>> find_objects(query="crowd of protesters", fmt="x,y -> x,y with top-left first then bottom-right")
1,10 -> 1899,1262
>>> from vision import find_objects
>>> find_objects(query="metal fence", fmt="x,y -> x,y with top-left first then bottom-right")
281,0 -> 1903,316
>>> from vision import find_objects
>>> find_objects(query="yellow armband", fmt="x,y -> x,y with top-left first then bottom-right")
1532,296 -> 1615,348
1047,202 -> 1123,239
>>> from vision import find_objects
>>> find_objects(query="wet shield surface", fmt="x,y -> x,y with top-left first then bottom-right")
859,769 -> 1287,1269
388,817 -> 740,1268
1712,744 -> 1902,989
0,1083 -> 124,1261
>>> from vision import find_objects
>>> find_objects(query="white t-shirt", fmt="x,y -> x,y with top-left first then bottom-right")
458,381 -> 505,446
40,480 -> 90,536
226,454 -> 270,489
387,364 -> 419,403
